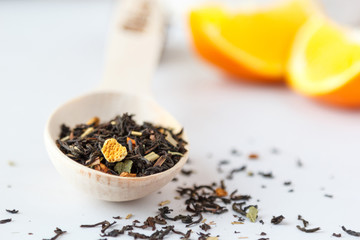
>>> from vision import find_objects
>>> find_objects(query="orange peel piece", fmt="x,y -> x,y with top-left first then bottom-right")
101,138 -> 128,163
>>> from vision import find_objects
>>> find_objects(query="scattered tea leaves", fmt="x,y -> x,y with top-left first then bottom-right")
200,223 -> 211,231
296,225 -> 320,233
271,215 -> 285,225
342,226 -> 360,237
258,172 -> 274,179
43,227 -> 66,240
332,233 -> 341,237
181,169 -> 193,176
297,215 -> 309,227
283,181 -> 291,186
227,165 -> 247,180
0,218 -> 11,224
6,209 -> 18,214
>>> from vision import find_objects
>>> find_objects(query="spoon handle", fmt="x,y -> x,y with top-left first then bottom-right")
98,0 -> 165,96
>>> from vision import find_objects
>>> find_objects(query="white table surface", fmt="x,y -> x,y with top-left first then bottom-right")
1,0 -> 360,239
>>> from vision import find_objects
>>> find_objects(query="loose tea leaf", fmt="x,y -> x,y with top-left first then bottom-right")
0,218 -> 11,224
246,206 -> 258,223
200,223 -> 211,231
296,225 -> 320,233
332,233 -> 341,237
43,227 -> 66,240
342,226 -> 360,237
271,215 -> 285,225
6,209 -> 18,214
297,215 -> 309,227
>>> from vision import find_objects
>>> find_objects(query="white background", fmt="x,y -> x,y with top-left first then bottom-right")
1,0 -> 360,239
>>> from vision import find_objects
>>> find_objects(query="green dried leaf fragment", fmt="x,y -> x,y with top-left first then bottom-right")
114,159 -> 133,174
246,206 -> 258,223
144,152 -> 160,162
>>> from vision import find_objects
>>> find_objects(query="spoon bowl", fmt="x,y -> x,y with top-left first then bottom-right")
45,91 -> 188,201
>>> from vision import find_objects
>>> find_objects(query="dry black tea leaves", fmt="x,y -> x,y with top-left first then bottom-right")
181,169 -> 193,176
260,232 -> 267,235
56,113 -> 187,177
200,223 -> 211,231
296,225 -> 320,233
258,238 -> 269,240
5,209 -> 18,214
271,215 -> 285,225
342,226 -> 360,237
332,233 -> 341,237
0,218 -> 11,224
258,172 -> 274,179
80,220 -> 116,233
259,219 -> 265,225
283,181 -> 291,186
297,215 -> 309,227
43,227 -> 66,240
226,165 -> 247,180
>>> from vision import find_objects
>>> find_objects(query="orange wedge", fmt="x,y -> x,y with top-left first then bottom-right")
189,0 -> 317,83
287,17 -> 360,107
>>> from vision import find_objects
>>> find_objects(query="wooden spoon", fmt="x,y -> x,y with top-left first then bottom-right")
44,0 -> 189,201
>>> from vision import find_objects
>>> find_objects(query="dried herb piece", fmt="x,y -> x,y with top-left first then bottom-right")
258,172 -> 274,179
6,209 -> 18,214
80,220 -> 116,233
113,216 -> 122,219
296,225 -> 320,233
342,226 -> 360,237
246,206 -> 258,222
297,215 -> 309,227
260,232 -> 267,235
43,227 -> 66,240
100,225 -> 133,237
126,214 -> 133,219
332,233 -> 341,237
200,223 -> 211,231
259,220 -> 264,225
271,215 -> 285,225
226,165 -> 246,180
158,200 -> 170,206
258,238 -> 269,240
324,194 -> 333,198
0,218 -> 11,224
248,154 -> 258,159
181,169 -> 193,176
283,181 -> 291,186
217,160 -> 230,173
114,159 -> 133,174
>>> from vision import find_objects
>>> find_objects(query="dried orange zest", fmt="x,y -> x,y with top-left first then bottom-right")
215,187 -> 228,197
101,138 -> 127,163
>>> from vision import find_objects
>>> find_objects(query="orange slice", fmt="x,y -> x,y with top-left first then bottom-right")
287,17 -> 360,107
189,0 -> 317,82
